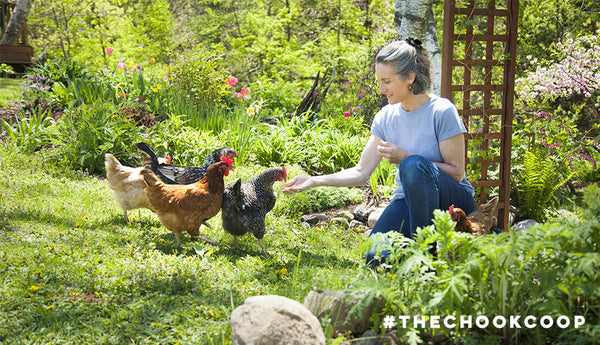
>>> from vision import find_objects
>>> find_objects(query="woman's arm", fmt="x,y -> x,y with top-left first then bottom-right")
281,135 -> 383,194
435,133 -> 466,182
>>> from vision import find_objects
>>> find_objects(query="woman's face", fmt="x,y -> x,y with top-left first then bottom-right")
375,63 -> 413,105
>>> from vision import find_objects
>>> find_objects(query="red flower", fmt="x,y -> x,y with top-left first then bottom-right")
344,112 -> 350,118
240,88 -> 249,96
106,47 -> 114,55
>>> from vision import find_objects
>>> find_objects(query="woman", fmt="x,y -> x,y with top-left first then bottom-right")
281,39 -> 476,265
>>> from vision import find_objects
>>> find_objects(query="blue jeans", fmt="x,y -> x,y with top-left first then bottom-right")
365,155 -> 476,266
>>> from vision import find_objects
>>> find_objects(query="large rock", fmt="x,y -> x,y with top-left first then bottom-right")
512,219 -> 538,232
301,213 -> 329,225
367,208 -> 385,228
304,289 -> 382,337
353,205 -> 370,223
231,295 -> 326,345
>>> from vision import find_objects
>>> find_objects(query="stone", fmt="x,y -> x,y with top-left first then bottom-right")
334,210 -> 355,221
367,208 -> 385,228
330,217 -> 350,228
303,289 -> 382,337
349,220 -> 365,230
556,209 -> 578,219
512,219 -> 538,232
301,213 -> 329,225
353,205 -> 370,222
231,295 -> 326,345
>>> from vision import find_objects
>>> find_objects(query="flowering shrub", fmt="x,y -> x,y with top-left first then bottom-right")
516,32 -> 600,102
515,31 -> 600,132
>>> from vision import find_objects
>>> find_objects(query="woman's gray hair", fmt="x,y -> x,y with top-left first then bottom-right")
375,40 -> 431,94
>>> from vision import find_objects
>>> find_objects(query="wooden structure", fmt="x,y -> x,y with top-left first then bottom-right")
1,0 -> 33,70
440,0 -> 519,231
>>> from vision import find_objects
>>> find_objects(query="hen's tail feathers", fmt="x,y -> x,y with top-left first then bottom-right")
136,142 -> 159,169
140,168 -> 159,187
104,153 -> 122,176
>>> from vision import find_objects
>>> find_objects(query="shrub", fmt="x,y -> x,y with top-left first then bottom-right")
515,31 -> 600,135
168,45 -> 231,110
48,103 -> 143,173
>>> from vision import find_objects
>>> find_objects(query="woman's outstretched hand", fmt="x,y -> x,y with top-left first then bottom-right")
281,175 -> 313,194
377,140 -> 411,164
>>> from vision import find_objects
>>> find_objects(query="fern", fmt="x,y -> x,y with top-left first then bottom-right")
517,147 -> 574,221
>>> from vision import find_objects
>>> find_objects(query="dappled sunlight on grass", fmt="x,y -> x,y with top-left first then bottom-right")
0,143 -> 366,343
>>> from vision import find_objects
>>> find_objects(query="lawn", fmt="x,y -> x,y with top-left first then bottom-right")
0,144 -> 365,344
0,78 -> 23,107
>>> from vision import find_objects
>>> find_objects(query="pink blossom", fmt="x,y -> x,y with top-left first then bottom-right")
117,59 -> 126,72
226,77 -> 238,87
233,92 -> 242,98
106,47 -> 114,55
344,112 -> 350,118
240,88 -> 249,96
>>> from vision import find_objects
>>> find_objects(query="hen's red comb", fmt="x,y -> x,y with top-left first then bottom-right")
221,155 -> 234,167
449,204 -> 455,214
281,166 -> 287,178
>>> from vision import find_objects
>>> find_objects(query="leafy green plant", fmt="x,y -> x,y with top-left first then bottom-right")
1,106 -> 55,152
0,63 -> 14,76
253,124 -> 303,166
514,147 -> 574,222
272,168 -> 363,217
25,58 -> 93,86
349,185 -> 600,344
169,44 -> 230,109
48,103 -> 143,173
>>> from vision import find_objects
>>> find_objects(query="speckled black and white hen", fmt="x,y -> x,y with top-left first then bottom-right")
221,166 -> 287,254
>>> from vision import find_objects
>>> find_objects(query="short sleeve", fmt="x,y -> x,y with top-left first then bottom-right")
435,101 -> 467,142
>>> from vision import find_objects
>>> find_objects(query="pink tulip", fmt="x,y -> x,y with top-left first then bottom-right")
106,47 -> 114,55
117,59 -> 126,72
227,77 -> 238,86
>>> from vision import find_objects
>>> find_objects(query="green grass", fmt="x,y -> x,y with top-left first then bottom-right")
0,143 -> 365,344
0,78 -> 23,107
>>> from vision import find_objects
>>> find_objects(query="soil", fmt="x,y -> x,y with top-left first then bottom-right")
0,101 -> 22,123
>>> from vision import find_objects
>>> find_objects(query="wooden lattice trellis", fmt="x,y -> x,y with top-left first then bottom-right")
440,0 -> 519,231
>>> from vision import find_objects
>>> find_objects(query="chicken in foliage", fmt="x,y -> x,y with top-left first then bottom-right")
449,196 -> 499,236
137,142 -> 238,185
140,156 -> 234,246
221,166 -> 287,254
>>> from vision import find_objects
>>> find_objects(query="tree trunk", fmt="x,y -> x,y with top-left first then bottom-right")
393,0 -> 441,96
0,0 -> 34,45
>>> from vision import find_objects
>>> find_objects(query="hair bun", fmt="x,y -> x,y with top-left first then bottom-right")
405,37 -> 423,52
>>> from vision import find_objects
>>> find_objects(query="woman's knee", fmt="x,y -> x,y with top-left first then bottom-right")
398,155 -> 434,184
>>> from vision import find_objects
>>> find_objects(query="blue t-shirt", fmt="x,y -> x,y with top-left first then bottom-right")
371,94 -> 474,199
